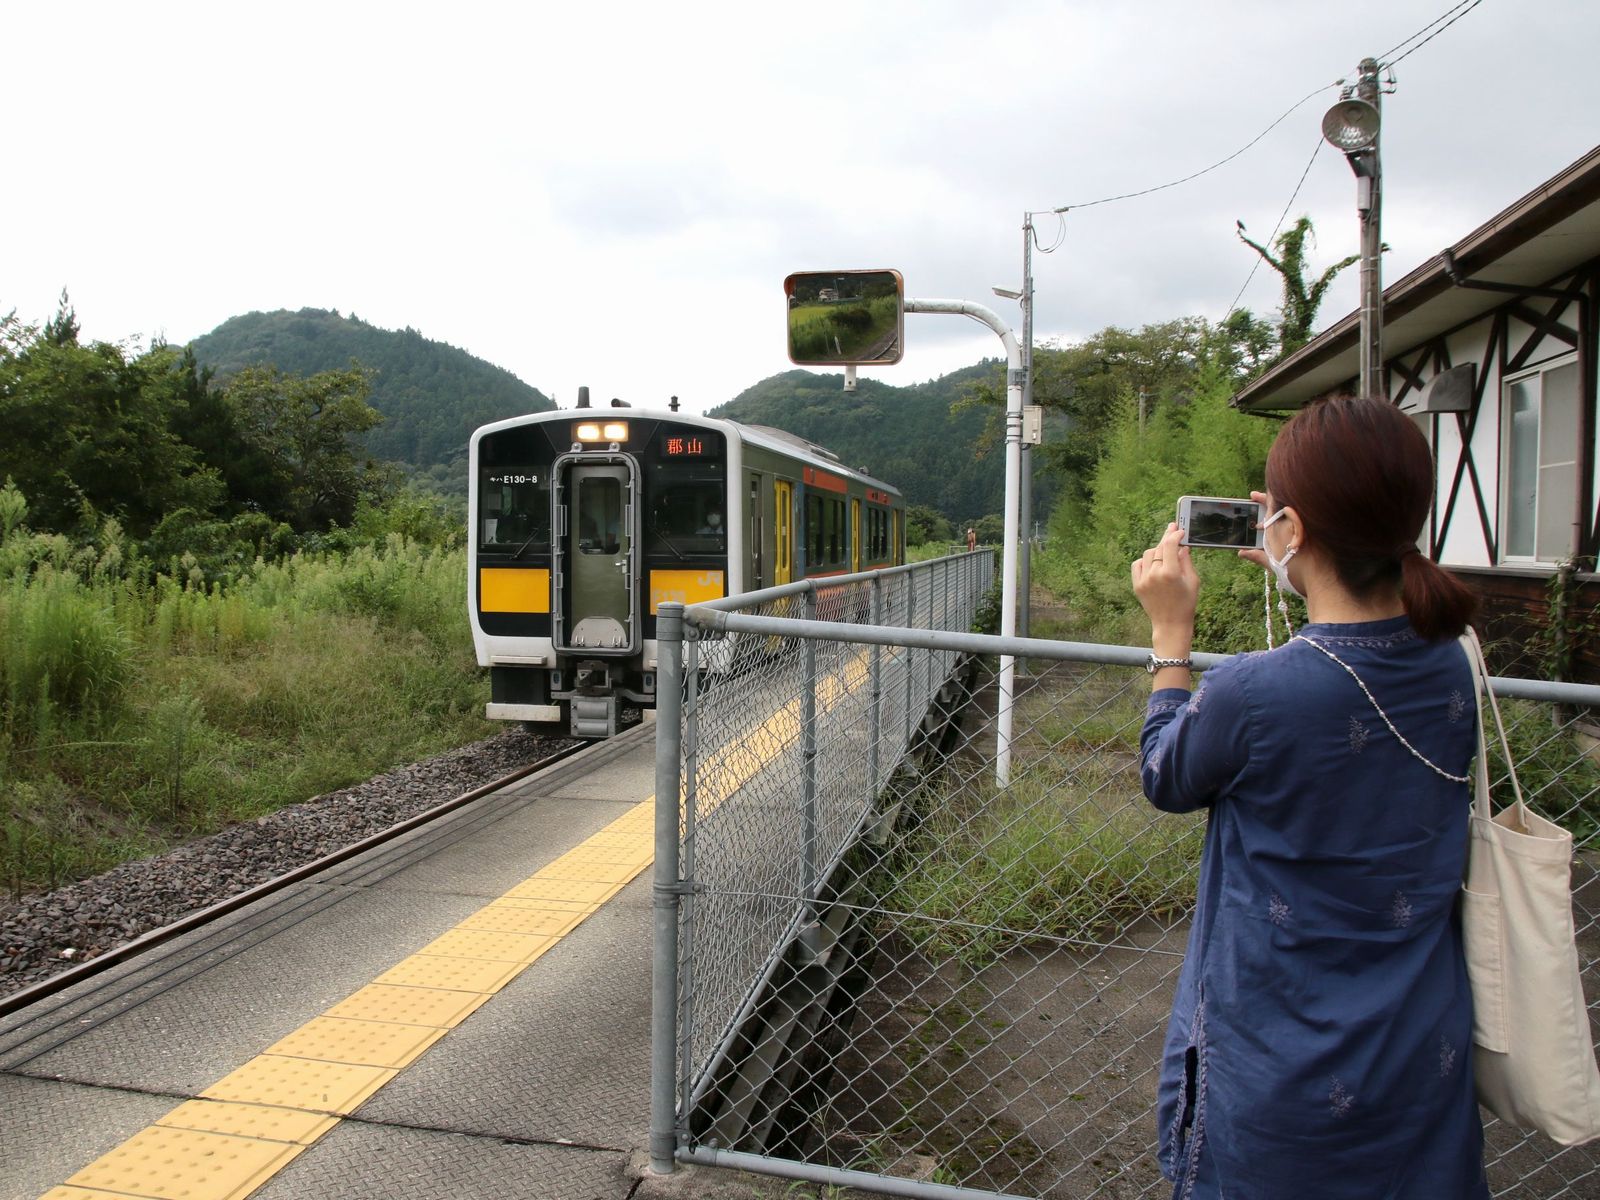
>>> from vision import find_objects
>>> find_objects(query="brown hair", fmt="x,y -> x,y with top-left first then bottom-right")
1265,395 -> 1476,640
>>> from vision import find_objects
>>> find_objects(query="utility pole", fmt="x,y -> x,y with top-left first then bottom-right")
1018,214 -> 1035,647
1354,58 -> 1383,399
1322,57 -> 1384,398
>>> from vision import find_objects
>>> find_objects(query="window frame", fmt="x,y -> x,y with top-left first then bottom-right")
1498,352 -> 1581,566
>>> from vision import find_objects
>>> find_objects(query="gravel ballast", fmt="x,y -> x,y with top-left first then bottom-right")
0,728 -> 578,1002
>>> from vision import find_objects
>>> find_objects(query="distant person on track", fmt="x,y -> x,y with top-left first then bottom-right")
965,526 -> 977,552
1129,396 -> 1487,1199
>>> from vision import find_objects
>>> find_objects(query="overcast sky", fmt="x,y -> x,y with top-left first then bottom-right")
7,1 -> 1597,415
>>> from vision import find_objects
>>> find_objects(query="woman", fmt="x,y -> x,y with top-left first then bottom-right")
1131,397 -> 1488,1198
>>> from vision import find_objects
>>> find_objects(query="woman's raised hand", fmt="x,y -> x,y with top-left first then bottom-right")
1132,522 -> 1200,643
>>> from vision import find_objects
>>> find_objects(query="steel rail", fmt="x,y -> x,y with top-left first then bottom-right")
0,739 -> 588,1020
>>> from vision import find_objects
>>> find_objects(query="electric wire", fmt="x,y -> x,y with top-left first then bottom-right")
1378,0 -> 1484,67
1047,80 -> 1341,213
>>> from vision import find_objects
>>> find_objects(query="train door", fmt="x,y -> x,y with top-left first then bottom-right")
893,508 -> 904,565
774,479 -> 794,585
553,459 -> 637,652
851,498 -> 861,573
748,473 -> 765,591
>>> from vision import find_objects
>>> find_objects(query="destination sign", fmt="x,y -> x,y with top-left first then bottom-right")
664,435 -> 709,457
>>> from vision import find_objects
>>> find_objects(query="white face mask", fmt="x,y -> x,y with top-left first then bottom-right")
1261,506 -> 1303,600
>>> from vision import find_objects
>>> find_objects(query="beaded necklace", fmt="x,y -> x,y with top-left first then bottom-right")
1292,633 -> 1470,784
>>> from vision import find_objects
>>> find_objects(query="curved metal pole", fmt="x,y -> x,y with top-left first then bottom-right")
905,298 -> 1022,784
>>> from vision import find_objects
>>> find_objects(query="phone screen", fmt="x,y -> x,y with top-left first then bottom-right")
1181,498 -> 1262,549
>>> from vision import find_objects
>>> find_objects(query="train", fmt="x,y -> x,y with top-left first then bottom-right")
468,395 -> 906,738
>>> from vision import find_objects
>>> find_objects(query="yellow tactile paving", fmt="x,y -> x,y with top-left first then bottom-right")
200,1054 -> 398,1114
501,877 -> 617,903
457,904 -> 585,937
264,1015 -> 448,1069
42,790 -> 659,1200
325,983 -> 492,1027
533,857 -> 642,884
372,954 -> 525,993
159,1099 -> 339,1144
65,1125 -> 307,1200
415,927 -> 558,962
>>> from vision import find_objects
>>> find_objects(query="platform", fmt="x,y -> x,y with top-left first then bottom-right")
0,725 -> 681,1200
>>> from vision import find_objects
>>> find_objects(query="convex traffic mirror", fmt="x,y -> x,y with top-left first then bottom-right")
784,269 -> 904,365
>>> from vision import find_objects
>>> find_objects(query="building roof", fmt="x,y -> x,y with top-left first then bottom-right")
1231,143 -> 1600,413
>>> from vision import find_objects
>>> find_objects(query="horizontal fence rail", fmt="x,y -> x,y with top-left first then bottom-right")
653,576 -> 1600,1198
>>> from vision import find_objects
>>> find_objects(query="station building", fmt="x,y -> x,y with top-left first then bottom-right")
1231,144 -> 1600,684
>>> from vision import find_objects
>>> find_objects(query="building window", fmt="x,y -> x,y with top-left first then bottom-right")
1501,356 -> 1579,563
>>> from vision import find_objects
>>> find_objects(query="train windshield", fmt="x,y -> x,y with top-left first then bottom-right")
479,470 -> 550,556
646,461 -> 725,552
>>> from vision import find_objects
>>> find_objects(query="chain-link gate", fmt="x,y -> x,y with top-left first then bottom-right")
651,555 -> 1600,1199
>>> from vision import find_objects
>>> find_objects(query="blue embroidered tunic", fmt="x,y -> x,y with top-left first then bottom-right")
1141,616 -> 1489,1199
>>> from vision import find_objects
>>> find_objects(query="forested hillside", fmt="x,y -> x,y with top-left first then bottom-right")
712,365 -> 1053,524
189,309 -> 554,472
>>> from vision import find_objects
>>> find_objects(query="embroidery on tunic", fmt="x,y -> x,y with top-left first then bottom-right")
1448,689 -> 1467,723
1348,715 -> 1368,755
1390,890 -> 1413,929
1187,684 -> 1207,714
1329,1076 -> 1356,1119
1145,749 -> 1162,776
1148,698 -> 1185,716
1268,894 -> 1291,927
1310,628 -> 1419,650
1439,1036 -> 1457,1078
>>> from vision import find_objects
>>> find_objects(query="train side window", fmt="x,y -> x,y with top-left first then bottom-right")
806,494 -> 824,566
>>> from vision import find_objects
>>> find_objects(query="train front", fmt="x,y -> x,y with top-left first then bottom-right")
468,408 -> 732,738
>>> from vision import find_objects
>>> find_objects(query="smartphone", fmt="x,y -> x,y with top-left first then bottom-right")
1177,495 -> 1263,549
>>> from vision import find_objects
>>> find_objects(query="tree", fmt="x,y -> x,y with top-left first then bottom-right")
221,365 -> 388,530
957,315 -> 1276,507
1235,216 -> 1359,356
0,310 -> 223,536
905,504 -> 953,547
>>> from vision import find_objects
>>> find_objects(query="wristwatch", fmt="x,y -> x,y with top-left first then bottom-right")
1145,654 -> 1193,674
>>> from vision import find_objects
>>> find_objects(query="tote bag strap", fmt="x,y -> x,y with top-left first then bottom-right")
1460,625 -> 1527,822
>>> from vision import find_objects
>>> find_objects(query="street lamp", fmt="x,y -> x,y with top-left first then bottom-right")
1322,58 -> 1384,399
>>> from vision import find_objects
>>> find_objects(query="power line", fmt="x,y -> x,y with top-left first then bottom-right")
1224,137 -> 1325,322
1385,0 -> 1485,67
1047,80 -> 1341,213
1378,0 -> 1480,65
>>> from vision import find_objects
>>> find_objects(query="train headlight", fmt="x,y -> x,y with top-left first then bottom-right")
574,421 -> 629,444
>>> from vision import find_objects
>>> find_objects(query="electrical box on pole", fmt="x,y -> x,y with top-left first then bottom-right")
1022,405 -> 1044,445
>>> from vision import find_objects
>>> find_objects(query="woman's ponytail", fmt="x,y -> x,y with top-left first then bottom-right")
1399,550 -> 1477,640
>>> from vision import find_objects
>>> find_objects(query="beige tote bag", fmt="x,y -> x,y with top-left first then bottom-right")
1460,628 -> 1600,1145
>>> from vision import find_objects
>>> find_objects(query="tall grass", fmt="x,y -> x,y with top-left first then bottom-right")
0,499 -> 491,897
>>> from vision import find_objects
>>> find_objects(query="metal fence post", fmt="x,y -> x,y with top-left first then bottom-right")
677,636 -> 701,1131
801,587 -> 818,910
650,603 -> 685,1175
869,575 -> 882,795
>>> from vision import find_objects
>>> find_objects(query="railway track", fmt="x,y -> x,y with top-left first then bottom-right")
0,734 -> 593,1023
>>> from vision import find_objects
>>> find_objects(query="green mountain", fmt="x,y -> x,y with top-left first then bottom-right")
712,366 -> 1051,524
188,309 -> 554,471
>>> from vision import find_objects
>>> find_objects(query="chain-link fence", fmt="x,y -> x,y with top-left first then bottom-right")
650,559 -> 1600,1199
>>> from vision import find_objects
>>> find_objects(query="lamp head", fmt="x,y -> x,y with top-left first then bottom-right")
1321,98 -> 1380,153
992,286 -> 1022,300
